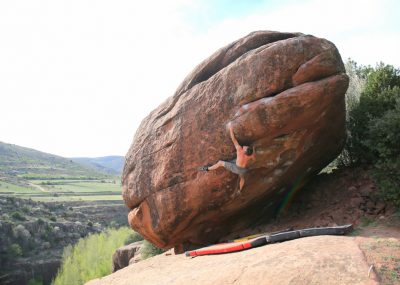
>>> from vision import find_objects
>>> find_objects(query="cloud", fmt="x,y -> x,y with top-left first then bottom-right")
0,0 -> 398,156
0,0 -> 198,156
195,0 -> 399,64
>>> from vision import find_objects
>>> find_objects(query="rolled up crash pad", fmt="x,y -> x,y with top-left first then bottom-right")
185,236 -> 267,257
185,224 -> 353,257
265,224 -> 354,243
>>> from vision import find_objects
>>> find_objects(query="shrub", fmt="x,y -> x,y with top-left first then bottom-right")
27,277 -> 43,285
345,63 -> 400,164
109,221 -> 118,228
340,61 -> 400,206
21,206 -> 30,213
334,60 -> 365,166
53,227 -> 133,285
364,100 -> 400,160
13,224 -> 31,240
364,101 -> 400,206
123,231 -> 143,245
9,243 -> 23,256
344,60 -> 365,114
140,240 -> 165,260
11,211 -> 26,221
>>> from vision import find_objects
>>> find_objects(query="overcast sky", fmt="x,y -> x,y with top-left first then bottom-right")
1,0 -> 399,157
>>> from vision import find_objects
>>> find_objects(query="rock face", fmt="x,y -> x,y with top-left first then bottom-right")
112,241 -> 143,272
122,31 -> 349,248
86,236 -> 378,285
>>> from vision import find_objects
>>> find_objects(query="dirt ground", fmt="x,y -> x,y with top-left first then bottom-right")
234,166 -> 395,235
225,166 -> 400,284
355,221 -> 400,285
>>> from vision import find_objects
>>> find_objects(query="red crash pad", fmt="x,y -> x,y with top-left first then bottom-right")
185,236 -> 266,257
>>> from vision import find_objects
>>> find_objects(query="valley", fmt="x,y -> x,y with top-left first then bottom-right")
0,141 -> 127,285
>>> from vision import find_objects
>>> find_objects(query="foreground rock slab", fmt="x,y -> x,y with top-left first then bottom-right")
122,30 -> 349,248
86,236 -> 377,285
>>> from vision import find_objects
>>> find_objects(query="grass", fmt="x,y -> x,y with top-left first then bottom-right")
360,239 -> 400,284
140,240 -> 165,260
0,181 -> 38,194
46,181 -> 121,193
360,216 -> 377,228
29,195 -> 122,202
0,179 -> 122,202
355,215 -> 400,285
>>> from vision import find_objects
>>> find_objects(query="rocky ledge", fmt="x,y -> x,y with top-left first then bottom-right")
86,235 -> 378,285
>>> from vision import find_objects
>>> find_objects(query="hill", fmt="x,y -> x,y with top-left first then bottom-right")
0,143 -> 126,284
0,141 -> 110,181
72,156 -> 124,175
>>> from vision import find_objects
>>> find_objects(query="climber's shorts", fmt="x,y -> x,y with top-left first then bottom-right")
223,159 -> 248,175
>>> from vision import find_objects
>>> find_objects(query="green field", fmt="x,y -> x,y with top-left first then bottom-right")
0,141 -> 125,202
0,179 -> 122,202
0,181 -> 38,194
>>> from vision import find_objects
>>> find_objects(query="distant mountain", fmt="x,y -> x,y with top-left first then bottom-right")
71,156 -> 124,175
0,141 -> 110,180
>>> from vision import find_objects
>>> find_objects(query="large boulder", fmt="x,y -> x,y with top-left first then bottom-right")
122,31 -> 349,249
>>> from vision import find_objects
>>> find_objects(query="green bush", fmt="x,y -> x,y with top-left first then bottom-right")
9,243 -> 23,256
341,61 -> 400,206
11,211 -> 26,221
140,240 -> 165,260
123,231 -> 143,245
364,100 -> 400,160
21,206 -> 30,213
27,277 -> 43,285
53,227 -> 133,285
346,63 -> 400,163
334,60 -> 365,166
365,101 -> 400,205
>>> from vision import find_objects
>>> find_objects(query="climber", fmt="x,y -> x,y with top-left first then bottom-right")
199,123 -> 256,190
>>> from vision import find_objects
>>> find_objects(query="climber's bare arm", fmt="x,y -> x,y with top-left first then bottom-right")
229,125 -> 241,151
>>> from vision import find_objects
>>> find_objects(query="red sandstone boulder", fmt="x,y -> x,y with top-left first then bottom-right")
122,31 -> 349,249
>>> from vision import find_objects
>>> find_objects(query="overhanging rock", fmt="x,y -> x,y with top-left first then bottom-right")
122,31 -> 349,249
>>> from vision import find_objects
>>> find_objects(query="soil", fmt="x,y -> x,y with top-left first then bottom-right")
222,165 -> 400,284
228,166 -> 396,239
355,220 -> 400,284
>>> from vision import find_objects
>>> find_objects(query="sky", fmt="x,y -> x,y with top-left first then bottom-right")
0,0 -> 399,157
